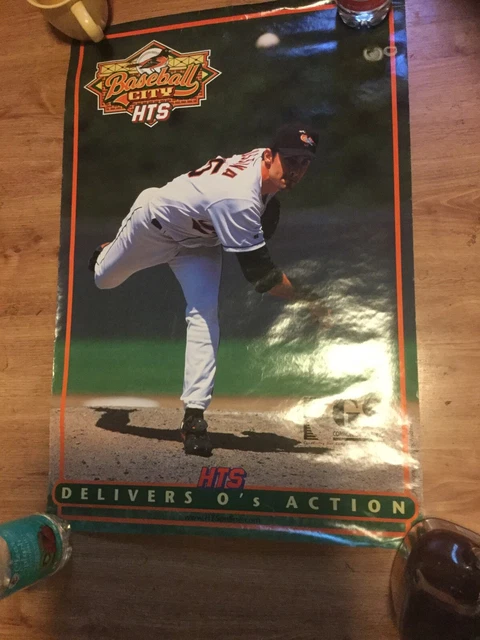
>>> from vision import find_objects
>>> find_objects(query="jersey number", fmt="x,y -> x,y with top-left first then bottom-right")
188,157 -> 226,178
188,157 -> 238,179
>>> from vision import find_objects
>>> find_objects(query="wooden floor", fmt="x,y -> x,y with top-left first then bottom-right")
0,0 -> 479,637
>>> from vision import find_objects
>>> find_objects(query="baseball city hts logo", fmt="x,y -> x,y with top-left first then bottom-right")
85,41 -> 221,127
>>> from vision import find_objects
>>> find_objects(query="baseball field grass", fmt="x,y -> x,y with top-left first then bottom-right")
53,338 -> 418,399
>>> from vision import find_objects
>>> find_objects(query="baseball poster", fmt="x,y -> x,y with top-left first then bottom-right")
48,0 -> 421,546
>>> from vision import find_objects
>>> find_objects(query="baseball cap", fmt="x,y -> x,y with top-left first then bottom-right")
270,123 -> 319,159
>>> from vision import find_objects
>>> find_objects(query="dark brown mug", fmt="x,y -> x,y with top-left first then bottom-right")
391,518 -> 480,640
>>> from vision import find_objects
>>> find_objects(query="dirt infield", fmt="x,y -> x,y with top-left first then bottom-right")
50,398 -> 420,492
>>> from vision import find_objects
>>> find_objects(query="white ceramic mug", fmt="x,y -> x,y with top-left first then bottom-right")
27,0 -> 108,43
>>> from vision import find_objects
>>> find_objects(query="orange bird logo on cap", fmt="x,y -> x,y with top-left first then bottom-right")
300,131 -> 315,147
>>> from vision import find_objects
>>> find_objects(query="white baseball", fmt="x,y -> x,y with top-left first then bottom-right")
256,33 -> 280,49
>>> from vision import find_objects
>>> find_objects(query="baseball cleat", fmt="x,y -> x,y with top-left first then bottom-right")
88,242 -> 110,272
181,415 -> 213,457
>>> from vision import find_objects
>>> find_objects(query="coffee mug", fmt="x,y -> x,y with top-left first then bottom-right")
27,0 -> 108,43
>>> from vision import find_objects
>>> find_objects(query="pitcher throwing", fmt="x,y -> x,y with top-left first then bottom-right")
89,123 -> 321,457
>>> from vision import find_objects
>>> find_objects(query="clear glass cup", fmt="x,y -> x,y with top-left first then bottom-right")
336,0 -> 392,28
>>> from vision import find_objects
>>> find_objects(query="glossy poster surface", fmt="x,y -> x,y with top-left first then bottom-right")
48,0 -> 421,546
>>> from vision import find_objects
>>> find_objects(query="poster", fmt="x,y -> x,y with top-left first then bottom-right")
48,0 -> 421,546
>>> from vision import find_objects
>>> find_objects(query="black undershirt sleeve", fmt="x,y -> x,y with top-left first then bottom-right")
261,196 -> 280,241
236,245 -> 283,293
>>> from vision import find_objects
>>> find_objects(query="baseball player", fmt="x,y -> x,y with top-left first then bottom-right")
89,123 -> 322,457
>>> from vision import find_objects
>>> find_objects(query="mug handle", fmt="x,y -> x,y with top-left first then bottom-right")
70,1 -> 104,42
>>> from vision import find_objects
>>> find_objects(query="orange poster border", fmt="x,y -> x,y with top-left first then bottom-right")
57,5 -> 414,535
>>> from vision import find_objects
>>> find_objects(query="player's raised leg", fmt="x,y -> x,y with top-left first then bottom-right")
169,245 -> 222,456
92,190 -> 179,289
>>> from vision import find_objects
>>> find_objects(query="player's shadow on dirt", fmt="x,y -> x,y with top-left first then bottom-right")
94,408 -> 330,454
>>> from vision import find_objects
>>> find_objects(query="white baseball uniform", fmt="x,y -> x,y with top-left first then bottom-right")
95,147 -> 274,410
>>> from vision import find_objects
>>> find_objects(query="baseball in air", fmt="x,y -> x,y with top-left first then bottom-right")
255,33 -> 280,49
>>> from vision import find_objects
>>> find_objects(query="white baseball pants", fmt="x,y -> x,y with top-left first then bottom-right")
94,189 -> 222,411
